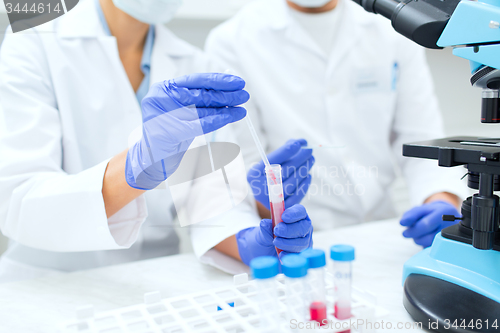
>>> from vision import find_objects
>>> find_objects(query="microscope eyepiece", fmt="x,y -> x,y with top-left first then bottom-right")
356,0 -> 400,19
352,0 -> 460,49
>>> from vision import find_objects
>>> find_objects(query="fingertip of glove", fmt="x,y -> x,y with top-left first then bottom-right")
229,106 -> 247,121
224,74 -> 246,90
282,204 -> 307,222
260,219 -> 273,228
400,219 -> 412,227
287,140 -> 304,154
240,89 -> 250,102
296,138 -> 308,146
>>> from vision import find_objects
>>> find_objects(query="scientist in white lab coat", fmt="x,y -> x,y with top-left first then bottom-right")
206,0 -> 470,247
0,0 -> 314,281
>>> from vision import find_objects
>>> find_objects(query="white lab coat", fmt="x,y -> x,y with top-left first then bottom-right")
0,0 -> 258,281
206,0 -> 469,229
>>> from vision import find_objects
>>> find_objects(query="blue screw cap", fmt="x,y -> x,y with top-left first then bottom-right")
281,254 -> 308,278
300,248 -> 326,269
250,256 -> 279,279
330,244 -> 355,262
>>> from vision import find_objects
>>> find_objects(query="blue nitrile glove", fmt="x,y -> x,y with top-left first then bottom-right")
125,73 -> 250,190
247,139 -> 314,210
236,204 -> 313,265
400,200 -> 461,248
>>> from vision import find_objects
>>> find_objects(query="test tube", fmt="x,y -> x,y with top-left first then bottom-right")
282,254 -> 309,330
330,245 -> 355,333
265,164 -> 285,256
250,256 -> 281,333
300,249 -> 328,326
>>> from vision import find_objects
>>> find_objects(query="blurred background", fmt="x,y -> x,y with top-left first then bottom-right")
0,0 -> 494,255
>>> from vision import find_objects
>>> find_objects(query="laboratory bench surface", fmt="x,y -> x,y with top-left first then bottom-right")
0,219 -> 424,333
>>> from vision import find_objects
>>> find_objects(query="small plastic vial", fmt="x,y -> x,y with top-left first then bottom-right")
300,249 -> 328,326
250,256 -> 280,333
331,244 -> 355,333
282,254 -> 309,330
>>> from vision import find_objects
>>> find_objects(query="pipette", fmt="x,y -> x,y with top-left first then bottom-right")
224,67 -> 283,254
245,115 -> 283,256
223,69 -> 271,166
245,115 -> 271,169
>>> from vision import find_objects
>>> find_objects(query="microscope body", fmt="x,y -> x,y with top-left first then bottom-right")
352,0 -> 500,330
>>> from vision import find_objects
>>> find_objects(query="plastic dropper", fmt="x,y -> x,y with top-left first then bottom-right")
223,69 -> 275,182
245,115 -> 282,186
245,116 -> 269,166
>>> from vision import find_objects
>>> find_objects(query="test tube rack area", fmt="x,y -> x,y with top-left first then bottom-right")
61,272 -> 388,333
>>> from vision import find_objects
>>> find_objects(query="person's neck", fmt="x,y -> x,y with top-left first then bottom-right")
99,0 -> 150,53
286,0 -> 338,13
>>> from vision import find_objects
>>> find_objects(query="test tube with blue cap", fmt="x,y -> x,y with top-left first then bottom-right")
300,249 -> 328,326
282,254 -> 309,329
250,256 -> 281,332
331,244 -> 355,333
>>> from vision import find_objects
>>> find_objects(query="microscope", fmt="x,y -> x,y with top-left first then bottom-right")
352,0 -> 500,331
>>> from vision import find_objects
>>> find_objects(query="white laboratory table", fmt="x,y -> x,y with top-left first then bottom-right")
0,219 -> 424,333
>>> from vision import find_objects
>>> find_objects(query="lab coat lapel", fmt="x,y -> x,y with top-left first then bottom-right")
57,0 -> 140,116
326,0 -> 369,76
271,0 -> 325,60
99,38 -> 139,111
285,21 -> 325,60
150,24 -> 195,85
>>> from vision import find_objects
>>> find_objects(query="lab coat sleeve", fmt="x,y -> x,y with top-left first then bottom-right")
190,198 -> 260,274
391,39 -> 469,206
188,126 -> 261,274
205,24 -> 269,169
0,29 -> 147,252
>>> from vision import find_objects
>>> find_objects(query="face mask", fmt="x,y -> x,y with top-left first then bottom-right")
112,0 -> 183,24
288,0 -> 332,8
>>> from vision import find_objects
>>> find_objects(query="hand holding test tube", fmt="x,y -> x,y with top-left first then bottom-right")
232,72 -> 313,262
247,139 -> 314,210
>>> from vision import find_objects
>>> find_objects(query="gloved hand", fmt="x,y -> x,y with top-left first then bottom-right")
126,73 -> 250,190
247,139 -> 314,210
400,200 -> 461,248
236,204 -> 313,265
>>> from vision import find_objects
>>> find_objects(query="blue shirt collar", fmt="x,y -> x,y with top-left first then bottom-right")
94,0 -> 154,101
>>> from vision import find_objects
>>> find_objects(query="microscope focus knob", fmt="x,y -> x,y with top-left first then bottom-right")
471,193 -> 499,250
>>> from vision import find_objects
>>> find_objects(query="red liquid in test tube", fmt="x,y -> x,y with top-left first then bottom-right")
334,303 -> 351,333
301,249 -> 329,327
265,165 -> 285,257
270,200 -> 285,255
310,301 -> 327,326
